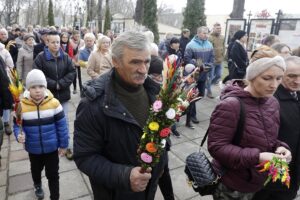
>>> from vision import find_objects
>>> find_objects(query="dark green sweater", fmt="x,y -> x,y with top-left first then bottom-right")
113,72 -> 150,127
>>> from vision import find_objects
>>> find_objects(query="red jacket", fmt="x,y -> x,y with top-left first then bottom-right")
208,82 -> 289,193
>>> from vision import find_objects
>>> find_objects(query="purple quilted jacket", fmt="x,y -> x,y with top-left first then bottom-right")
207,82 -> 289,193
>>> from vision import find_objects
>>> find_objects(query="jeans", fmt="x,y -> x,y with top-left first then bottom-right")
29,150 -> 60,200
61,101 -> 71,149
212,64 -> 222,84
2,109 -> 10,123
206,66 -> 215,95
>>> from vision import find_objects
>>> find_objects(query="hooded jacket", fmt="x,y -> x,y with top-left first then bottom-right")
13,90 -> 69,154
73,69 -> 166,200
207,81 -> 289,193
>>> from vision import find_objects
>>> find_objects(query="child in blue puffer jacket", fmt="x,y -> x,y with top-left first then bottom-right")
13,69 -> 69,200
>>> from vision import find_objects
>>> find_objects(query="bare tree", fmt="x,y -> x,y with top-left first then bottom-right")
230,0 -> 245,18
157,3 -> 175,16
110,0 -> 134,17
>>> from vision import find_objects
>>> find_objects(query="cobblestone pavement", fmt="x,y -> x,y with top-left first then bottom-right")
0,68 -> 221,200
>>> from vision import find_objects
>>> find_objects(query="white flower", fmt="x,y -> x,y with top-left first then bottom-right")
161,139 -> 166,148
166,108 -> 176,119
182,100 -> 190,108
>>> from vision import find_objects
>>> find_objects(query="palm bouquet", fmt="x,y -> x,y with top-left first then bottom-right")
137,57 -> 199,171
8,68 -> 23,128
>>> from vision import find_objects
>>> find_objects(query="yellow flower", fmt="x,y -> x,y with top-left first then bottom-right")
148,122 -> 159,131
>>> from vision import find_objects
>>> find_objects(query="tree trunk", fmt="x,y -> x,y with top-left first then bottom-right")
230,0 -> 245,18
37,0 -> 41,25
97,0 -> 103,33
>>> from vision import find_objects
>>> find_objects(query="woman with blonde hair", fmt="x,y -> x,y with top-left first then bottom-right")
208,47 -> 291,199
87,35 -> 112,79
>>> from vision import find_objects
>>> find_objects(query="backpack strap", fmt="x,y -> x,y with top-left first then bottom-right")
200,97 -> 245,147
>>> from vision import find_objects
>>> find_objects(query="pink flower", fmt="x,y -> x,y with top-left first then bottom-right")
141,152 -> 153,163
152,100 -> 163,112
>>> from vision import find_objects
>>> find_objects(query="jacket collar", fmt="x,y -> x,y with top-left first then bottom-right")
82,68 -> 159,127
275,84 -> 298,101
192,36 -> 207,45
43,46 -> 64,61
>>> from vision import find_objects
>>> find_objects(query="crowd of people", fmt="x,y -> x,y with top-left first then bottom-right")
0,22 -> 300,200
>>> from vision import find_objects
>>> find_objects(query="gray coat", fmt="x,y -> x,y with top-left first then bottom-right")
16,44 -> 34,81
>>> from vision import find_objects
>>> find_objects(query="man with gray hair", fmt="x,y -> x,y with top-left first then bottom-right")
253,56 -> 300,200
74,31 -> 166,200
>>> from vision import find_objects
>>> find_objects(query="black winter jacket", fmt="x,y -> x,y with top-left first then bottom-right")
33,47 -> 76,103
73,69 -> 166,200
230,41 -> 249,79
267,85 -> 300,191
0,56 -> 13,115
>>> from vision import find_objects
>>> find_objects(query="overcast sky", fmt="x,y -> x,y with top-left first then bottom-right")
157,0 -> 299,17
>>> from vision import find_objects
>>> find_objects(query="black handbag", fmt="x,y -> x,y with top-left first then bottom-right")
184,97 -> 245,196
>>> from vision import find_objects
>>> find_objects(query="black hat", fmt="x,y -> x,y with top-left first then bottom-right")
170,37 -> 180,44
233,30 -> 247,40
149,55 -> 163,75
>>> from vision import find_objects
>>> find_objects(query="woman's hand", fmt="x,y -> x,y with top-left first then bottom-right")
259,152 -> 277,162
275,146 -> 292,163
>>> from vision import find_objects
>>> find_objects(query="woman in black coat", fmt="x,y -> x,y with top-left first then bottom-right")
0,56 -> 12,155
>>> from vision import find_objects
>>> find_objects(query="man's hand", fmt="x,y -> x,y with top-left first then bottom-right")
17,132 -> 25,143
275,146 -> 292,163
58,148 -> 67,156
130,167 -> 151,192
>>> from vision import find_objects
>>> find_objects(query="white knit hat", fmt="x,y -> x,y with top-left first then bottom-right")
26,69 -> 47,89
185,64 -> 196,74
246,56 -> 286,81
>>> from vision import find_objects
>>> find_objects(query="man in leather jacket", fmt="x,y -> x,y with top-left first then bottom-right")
73,31 -> 166,200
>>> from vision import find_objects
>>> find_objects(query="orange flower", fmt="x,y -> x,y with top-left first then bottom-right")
146,142 -> 157,153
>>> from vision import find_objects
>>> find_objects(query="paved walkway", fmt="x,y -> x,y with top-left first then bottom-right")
0,69 -> 221,200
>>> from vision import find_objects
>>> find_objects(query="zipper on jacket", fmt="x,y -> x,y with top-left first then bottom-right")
55,58 -> 60,100
37,104 -> 44,154
257,101 -> 271,149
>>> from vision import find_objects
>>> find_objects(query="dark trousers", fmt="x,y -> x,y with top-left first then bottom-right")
29,150 -> 59,200
186,102 -> 196,125
252,187 -> 298,200
158,153 -> 174,200
73,66 -> 82,91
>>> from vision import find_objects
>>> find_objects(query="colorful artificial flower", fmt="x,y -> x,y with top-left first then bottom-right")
138,56 -> 200,171
146,142 -> 157,153
140,152 -> 153,163
166,108 -> 176,119
160,128 -> 171,138
257,157 -> 290,188
152,100 -> 163,112
148,122 -> 159,131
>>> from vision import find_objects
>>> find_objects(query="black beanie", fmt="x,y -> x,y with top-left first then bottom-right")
233,30 -> 247,40
149,55 -> 163,75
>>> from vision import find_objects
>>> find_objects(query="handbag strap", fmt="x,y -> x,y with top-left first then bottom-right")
200,97 -> 245,147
